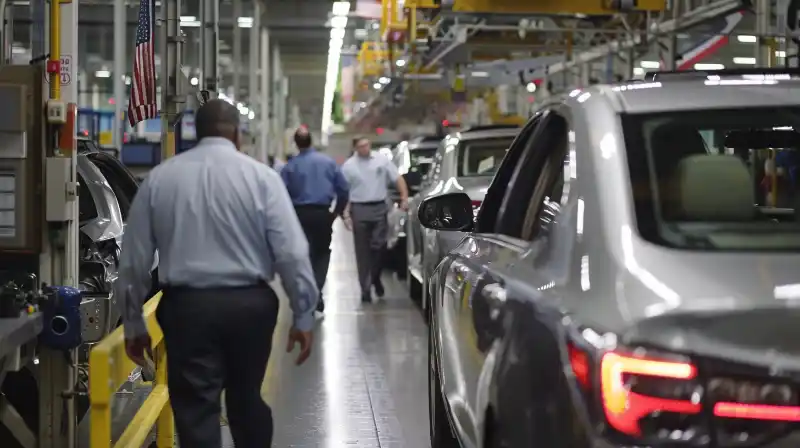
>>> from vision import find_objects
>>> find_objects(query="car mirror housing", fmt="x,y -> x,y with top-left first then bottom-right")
417,192 -> 474,231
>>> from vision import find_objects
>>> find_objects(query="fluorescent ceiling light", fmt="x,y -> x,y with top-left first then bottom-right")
237,17 -> 253,28
330,16 -> 348,29
373,82 -> 382,89
181,20 -> 200,27
640,60 -> 660,69
694,63 -> 724,70
95,70 -> 110,78
190,76 -> 198,86
526,82 -> 536,93
737,35 -> 757,43
633,67 -> 645,76
332,1 -> 351,16
776,50 -> 787,58
470,71 -> 489,77
396,59 -> 406,67
248,111 -> 255,120
330,27 -> 345,39
733,57 -> 756,65
379,77 -> 390,84
180,16 -> 195,21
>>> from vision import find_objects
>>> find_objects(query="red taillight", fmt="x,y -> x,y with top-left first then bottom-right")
600,352 -> 700,436
471,200 -> 482,209
714,402 -> 800,422
569,342 -> 800,444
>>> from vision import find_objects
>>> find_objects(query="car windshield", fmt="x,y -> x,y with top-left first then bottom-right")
623,107 -> 800,251
457,137 -> 514,177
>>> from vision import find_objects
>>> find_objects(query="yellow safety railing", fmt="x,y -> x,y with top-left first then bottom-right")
89,293 -> 175,448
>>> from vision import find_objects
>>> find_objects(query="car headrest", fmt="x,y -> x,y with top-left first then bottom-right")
651,124 -> 708,179
673,155 -> 755,221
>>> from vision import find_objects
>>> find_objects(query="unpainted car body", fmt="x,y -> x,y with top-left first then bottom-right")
424,76 -> 800,447
406,127 -> 519,311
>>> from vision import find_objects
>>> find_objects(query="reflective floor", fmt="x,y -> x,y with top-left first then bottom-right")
268,222 -> 429,447
79,222 -> 429,447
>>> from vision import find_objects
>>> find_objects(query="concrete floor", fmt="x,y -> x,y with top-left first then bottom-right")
80,222 -> 429,447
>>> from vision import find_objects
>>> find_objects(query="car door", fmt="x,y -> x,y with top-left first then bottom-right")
434,108 -> 572,446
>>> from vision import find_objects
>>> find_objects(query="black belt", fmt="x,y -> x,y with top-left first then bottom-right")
294,204 -> 330,209
161,280 -> 268,294
352,200 -> 385,205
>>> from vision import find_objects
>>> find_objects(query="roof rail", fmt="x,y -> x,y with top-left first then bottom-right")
644,68 -> 800,82
460,124 -> 521,132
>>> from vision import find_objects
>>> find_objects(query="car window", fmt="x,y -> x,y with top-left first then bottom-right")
457,137 -> 515,177
623,106 -> 800,251
519,113 -> 571,241
476,113 -> 544,233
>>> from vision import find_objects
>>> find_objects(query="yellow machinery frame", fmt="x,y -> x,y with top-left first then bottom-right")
89,293 -> 174,448
451,0 -> 664,14
358,41 -> 388,78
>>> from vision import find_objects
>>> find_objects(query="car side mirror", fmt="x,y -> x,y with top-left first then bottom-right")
417,192 -> 474,231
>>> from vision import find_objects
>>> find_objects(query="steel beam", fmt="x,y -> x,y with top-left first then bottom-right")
232,0 -> 241,101
112,0 -> 124,149
200,0 -> 219,94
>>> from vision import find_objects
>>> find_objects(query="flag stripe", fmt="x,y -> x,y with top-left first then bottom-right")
128,0 -> 157,126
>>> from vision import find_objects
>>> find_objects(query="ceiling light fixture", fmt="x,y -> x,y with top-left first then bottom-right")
190,76 -> 198,86
379,77 -> 390,84
526,82 -> 537,93
248,111 -> 255,120
373,82 -> 382,90
396,59 -> 406,67
470,71 -> 489,77
95,70 -> 110,78
776,50 -> 787,58
237,17 -> 253,28
321,1 -> 350,146
737,35 -> 757,43
732,57 -> 756,65
640,60 -> 660,69
694,63 -> 725,70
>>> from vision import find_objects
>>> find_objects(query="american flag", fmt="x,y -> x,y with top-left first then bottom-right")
128,0 -> 157,126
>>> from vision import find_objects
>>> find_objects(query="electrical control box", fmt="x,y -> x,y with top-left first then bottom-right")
45,157 -> 75,222
0,67 -> 47,253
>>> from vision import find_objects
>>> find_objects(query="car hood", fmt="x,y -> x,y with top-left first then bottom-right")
614,247 -> 800,369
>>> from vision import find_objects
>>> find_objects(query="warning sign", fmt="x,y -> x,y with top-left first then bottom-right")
44,55 -> 72,86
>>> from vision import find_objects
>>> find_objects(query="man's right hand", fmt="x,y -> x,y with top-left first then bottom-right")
343,216 -> 353,231
286,327 -> 313,365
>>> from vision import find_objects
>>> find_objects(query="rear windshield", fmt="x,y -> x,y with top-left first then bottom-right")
409,148 -> 435,176
457,137 -> 514,177
623,107 -> 800,251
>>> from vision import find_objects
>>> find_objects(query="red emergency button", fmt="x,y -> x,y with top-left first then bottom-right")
47,59 -> 60,74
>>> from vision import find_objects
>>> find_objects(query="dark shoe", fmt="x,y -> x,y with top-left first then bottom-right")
361,292 -> 371,303
316,299 -> 325,312
373,278 -> 385,298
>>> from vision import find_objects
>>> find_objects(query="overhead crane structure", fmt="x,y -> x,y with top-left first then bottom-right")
349,0 -> 772,129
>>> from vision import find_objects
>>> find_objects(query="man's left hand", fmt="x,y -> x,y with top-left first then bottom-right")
125,334 -> 153,367
399,199 -> 409,212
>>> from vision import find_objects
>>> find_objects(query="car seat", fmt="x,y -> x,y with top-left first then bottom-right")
650,124 -> 709,219
672,154 -> 755,221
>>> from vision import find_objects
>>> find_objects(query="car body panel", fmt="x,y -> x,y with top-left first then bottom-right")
428,78 -> 800,447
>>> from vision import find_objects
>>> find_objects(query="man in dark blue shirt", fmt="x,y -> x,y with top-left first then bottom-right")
281,128 -> 349,313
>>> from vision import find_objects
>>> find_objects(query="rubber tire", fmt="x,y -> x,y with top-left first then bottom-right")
429,313 -> 460,448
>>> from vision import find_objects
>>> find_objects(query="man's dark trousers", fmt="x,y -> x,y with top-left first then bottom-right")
294,205 -> 335,308
157,283 -> 279,448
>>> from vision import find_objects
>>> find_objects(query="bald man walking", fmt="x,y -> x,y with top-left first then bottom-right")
116,100 -> 318,447
281,128 -> 349,313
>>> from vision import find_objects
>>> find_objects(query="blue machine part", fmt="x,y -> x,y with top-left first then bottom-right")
39,286 -> 83,351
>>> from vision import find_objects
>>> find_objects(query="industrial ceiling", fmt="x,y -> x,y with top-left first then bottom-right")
10,0 -> 351,131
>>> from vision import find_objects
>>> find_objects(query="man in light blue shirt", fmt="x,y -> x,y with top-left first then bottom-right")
116,99 -> 317,447
342,136 -> 408,303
